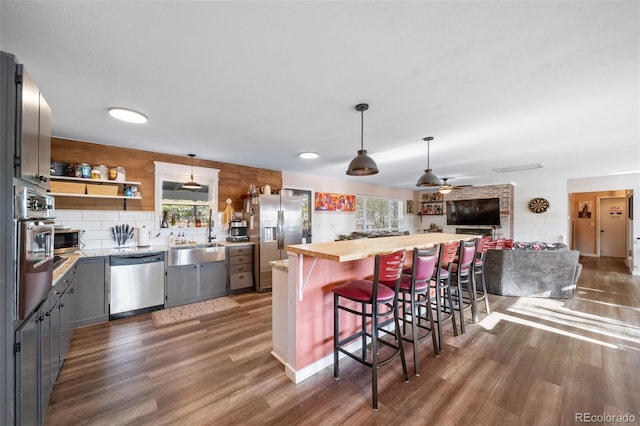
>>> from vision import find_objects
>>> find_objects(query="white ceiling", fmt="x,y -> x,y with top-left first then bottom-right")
1,1 -> 638,190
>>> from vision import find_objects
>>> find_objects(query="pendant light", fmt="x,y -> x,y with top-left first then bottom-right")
182,154 -> 202,190
416,136 -> 441,187
346,103 -> 379,176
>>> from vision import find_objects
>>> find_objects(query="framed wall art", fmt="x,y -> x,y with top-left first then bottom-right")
578,201 -> 592,219
314,192 -> 355,212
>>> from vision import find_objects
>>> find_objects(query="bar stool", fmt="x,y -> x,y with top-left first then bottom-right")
449,239 -> 477,334
472,236 -> 492,323
332,250 -> 409,409
384,246 -> 440,375
430,240 -> 459,351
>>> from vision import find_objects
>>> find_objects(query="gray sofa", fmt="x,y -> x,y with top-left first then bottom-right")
484,248 -> 582,299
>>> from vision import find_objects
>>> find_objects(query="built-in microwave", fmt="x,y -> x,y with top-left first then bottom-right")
53,229 -> 81,254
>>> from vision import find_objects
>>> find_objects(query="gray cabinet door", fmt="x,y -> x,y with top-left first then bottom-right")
16,65 -> 51,189
199,262 -> 227,298
15,312 -> 39,426
166,264 -> 199,307
74,257 -> 108,327
49,291 -> 61,390
40,296 -> 53,415
59,285 -> 74,366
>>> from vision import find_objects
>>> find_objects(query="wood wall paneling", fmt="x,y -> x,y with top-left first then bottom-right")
51,137 -> 282,213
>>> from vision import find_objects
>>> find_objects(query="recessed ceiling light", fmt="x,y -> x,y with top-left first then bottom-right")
299,152 -> 319,159
108,107 -> 148,124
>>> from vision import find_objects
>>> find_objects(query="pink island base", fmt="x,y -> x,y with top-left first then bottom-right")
277,233 -> 476,383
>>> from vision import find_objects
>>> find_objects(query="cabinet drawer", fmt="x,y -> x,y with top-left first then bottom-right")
228,245 -> 252,256
229,263 -> 252,274
229,255 -> 251,266
230,272 -> 253,290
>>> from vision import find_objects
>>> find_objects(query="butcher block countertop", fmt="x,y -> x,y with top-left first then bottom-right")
286,233 -> 478,263
52,253 -> 81,286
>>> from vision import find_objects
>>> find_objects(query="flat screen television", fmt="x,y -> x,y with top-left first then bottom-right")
446,197 -> 501,226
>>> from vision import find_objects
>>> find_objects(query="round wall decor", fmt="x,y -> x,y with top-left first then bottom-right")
528,197 -> 550,213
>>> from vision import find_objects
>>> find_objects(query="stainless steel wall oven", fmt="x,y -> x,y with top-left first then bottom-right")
15,185 -> 55,319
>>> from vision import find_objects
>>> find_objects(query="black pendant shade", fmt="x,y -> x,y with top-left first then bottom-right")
182,153 -> 202,190
346,103 -> 379,176
416,169 -> 441,186
416,136 -> 440,187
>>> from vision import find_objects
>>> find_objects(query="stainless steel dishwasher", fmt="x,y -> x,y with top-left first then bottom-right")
109,252 -> 165,319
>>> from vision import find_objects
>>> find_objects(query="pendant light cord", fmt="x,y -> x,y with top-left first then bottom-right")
360,109 -> 364,151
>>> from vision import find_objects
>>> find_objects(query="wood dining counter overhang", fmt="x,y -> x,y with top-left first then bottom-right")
273,233 -> 479,384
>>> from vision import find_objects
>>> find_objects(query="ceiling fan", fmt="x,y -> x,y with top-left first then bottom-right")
416,136 -> 473,193
423,177 -> 473,194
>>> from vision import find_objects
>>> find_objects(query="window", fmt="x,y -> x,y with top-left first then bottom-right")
161,181 -> 210,228
355,196 -> 403,231
154,161 -> 219,230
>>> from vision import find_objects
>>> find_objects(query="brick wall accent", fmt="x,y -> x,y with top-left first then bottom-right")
442,183 -> 514,239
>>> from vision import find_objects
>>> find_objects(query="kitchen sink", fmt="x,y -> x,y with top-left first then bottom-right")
169,242 -> 224,250
168,244 -> 225,266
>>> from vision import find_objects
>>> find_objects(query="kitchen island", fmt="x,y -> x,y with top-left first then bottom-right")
272,233 -> 478,383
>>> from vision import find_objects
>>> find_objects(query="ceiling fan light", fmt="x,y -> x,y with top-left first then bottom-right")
416,169 -> 441,186
347,149 -> 379,176
439,187 -> 452,194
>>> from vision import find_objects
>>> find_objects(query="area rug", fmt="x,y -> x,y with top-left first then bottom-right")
152,297 -> 241,328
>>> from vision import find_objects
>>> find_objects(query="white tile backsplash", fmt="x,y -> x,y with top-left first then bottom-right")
82,211 -> 120,221
120,211 -> 154,221
56,209 -> 218,248
55,210 -> 83,221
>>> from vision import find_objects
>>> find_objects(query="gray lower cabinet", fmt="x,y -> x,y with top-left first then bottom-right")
58,276 -> 76,367
227,245 -> 254,292
74,257 -> 108,327
15,262 -> 76,426
166,264 -> 199,306
15,310 -> 39,426
166,261 -> 227,307
200,261 -> 228,298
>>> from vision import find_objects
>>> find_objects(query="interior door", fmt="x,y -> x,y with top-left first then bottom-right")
599,197 -> 626,258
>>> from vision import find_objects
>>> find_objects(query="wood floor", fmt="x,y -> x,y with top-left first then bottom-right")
45,257 -> 640,425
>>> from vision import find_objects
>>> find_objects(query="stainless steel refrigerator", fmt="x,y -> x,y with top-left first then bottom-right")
244,194 -> 302,291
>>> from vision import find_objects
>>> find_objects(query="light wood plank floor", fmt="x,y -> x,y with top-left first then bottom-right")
45,257 -> 640,425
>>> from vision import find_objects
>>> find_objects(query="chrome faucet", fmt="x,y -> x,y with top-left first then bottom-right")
207,208 -> 215,243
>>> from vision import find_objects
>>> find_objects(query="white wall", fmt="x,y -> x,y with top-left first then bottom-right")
512,180 -> 570,243
283,171 -> 419,242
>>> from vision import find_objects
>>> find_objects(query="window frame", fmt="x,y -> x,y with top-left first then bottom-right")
154,161 -> 219,230
355,195 -> 403,231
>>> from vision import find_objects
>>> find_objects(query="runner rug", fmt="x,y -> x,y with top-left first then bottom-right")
151,297 -> 241,328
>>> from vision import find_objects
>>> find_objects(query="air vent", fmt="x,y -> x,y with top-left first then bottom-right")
493,163 -> 543,173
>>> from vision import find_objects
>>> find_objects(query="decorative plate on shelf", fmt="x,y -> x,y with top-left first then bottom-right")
528,197 -> 550,213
